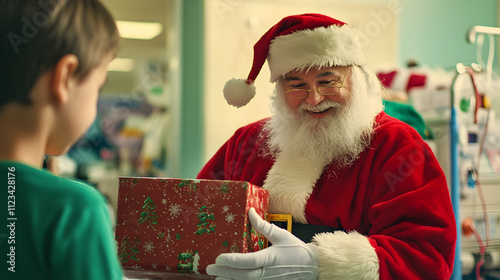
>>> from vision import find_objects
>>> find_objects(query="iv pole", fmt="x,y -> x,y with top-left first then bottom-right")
449,25 -> 499,280
467,25 -> 500,44
468,25 -> 499,83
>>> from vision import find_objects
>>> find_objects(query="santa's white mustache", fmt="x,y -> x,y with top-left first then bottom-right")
298,100 -> 341,113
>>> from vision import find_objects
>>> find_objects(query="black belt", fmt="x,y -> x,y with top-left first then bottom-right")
270,221 -> 340,243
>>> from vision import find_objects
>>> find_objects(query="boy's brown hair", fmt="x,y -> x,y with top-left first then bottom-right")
0,0 -> 120,108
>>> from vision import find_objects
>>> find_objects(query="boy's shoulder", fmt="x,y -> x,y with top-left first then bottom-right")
0,161 -> 107,207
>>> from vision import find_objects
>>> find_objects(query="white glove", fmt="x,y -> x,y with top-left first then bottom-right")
206,208 -> 318,280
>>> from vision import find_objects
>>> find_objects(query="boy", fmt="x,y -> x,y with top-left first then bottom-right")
0,0 -> 122,279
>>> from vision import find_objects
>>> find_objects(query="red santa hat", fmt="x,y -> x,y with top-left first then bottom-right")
224,13 -> 366,108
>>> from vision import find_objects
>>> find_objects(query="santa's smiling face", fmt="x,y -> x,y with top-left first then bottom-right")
265,65 -> 383,170
282,65 -> 351,119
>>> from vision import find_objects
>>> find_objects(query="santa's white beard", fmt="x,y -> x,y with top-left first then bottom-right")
264,67 -> 384,174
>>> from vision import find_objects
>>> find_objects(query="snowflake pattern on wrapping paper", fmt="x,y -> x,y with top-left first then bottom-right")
152,263 -> 158,269
225,212 -> 235,224
222,205 -> 230,213
169,203 -> 181,218
165,228 -> 172,242
143,241 -> 156,254
162,198 -> 168,205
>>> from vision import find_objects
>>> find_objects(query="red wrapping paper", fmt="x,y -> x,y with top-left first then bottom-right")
115,177 -> 269,279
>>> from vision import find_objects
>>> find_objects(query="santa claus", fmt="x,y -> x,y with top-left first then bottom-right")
198,13 -> 456,280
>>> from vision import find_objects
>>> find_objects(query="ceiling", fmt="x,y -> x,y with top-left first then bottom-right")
100,0 -> 171,94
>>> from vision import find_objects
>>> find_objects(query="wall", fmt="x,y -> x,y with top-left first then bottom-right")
398,0 -> 498,68
179,0 -> 205,178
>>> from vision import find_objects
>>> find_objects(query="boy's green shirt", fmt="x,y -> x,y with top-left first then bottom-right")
0,161 -> 122,279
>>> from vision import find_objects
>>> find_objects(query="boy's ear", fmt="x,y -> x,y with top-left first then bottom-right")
51,54 -> 79,104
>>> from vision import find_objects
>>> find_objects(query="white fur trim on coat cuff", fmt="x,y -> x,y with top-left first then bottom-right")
311,231 -> 379,280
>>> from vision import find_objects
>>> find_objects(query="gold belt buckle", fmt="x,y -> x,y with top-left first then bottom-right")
264,214 -> 293,248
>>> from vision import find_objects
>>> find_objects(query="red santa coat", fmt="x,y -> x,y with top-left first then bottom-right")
197,112 -> 456,280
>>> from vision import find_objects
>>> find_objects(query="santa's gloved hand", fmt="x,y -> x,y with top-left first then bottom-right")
206,208 -> 318,280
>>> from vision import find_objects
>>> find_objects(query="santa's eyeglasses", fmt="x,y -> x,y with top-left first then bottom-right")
284,65 -> 350,99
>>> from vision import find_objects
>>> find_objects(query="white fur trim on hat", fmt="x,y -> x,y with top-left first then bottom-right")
268,25 -> 366,82
311,231 -> 379,280
223,78 -> 256,108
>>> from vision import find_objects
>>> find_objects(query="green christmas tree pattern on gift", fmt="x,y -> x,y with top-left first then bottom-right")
157,227 -> 171,240
219,182 -> 229,194
127,177 -> 141,188
139,196 -> 158,231
243,218 -> 264,250
195,206 -> 216,235
118,236 -> 141,264
230,243 -> 240,253
176,250 -> 201,274
177,179 -> 198,192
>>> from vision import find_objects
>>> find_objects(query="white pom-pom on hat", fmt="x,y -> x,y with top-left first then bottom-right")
223,78 -> 256,108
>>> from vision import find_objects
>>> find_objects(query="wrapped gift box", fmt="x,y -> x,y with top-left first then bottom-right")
115,177 -> 269,279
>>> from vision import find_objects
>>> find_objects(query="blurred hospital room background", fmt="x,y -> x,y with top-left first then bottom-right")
46,1 -> 500,279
